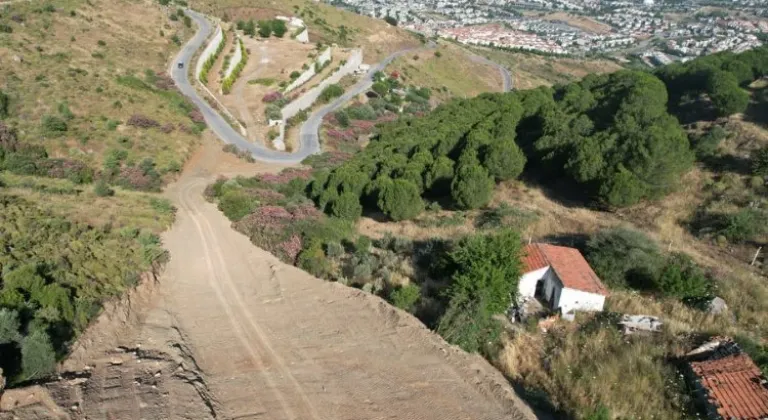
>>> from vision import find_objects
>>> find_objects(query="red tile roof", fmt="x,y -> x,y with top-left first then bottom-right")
691,351 -> 768,419
521,243 -> 609,296
521,243 -> 549,272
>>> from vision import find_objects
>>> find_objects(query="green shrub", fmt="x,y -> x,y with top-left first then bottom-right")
217,189 -> 256,221
753,147 -> 768,177
331,191 -> 362,220
691,126 -> 727,159
272,19 -> 288,37
378,179 -> 424,221
719,208 -> 768,243
484,140 -> 526,181
0,309 -> 21,344
93,181 -> 114,197
346,104 -> 377,121
257,20 -> 272,38
0,89 -> 9,118
41,114 -> 68,135
585,227 -> 662,290
297,240 -> 331,278
451,164 -> 494,210
21,330 -> 56,380
654,253 -> 712,301
290,70 -> 301,80
389,284 -> 420,312
319,84 -> 344,103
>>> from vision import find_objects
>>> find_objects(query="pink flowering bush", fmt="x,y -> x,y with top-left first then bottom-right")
262,91 -> 284,103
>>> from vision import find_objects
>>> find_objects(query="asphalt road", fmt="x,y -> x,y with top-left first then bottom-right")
172,10 -> 420,164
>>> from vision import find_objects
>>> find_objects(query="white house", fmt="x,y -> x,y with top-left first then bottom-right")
268,119 -> 283,127
518,243 -> 609,316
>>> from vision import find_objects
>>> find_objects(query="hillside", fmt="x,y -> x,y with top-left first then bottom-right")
204,46 -> 768,419
0,0 -> 202,170
470,46 -> 623,90
0,0 -> 198,385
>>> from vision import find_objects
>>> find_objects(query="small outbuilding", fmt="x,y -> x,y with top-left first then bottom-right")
518,243 -> 609,315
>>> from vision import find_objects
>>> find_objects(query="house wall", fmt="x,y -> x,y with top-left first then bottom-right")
518,267 -> 549,300
557,288 -> 605,314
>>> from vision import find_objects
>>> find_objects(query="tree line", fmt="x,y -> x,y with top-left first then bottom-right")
305,46 -> 768,220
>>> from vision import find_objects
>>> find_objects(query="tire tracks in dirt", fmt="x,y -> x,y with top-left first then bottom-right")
177,179 -> 322,420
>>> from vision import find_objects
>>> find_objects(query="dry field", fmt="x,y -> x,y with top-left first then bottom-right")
470,47 -> 623,90
386,42 -> 506,101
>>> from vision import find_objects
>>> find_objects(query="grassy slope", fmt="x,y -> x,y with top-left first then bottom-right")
0,0 -> 191,382
386,42 -> 505,102
471,46 -> 624,90
0,0 -> 200,170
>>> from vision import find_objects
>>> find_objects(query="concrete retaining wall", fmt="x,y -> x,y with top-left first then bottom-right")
295,28 -> 309,43
195,24 -> 223,79
284,48 -> 332,93
272,49 -> 363,150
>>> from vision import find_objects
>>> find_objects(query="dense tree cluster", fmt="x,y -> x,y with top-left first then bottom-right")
656,46 -> 768,118
307,47 -> 768,218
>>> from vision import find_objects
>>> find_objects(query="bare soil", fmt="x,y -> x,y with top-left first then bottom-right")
1,136 -> 536,420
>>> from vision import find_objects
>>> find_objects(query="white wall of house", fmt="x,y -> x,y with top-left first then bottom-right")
223,36 -> 243,79
557,288 -> 605,314
518,267 -> 550,300
195,25 -> 223,79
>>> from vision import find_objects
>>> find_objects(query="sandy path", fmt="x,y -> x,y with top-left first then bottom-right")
143,139 -> 537,419
232,45 -> 268,142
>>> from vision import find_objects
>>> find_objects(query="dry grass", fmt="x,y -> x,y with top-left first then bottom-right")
0,0 -> 201,168
386,42 -> 505,101
469,47 -> 623,90
0,172 -> 175,233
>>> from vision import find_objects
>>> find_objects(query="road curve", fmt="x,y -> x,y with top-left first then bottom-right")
467,52 -> 513,92
172,10 -> 419,164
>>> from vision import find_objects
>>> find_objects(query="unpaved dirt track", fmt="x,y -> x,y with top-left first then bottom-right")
157,163 -> 538,419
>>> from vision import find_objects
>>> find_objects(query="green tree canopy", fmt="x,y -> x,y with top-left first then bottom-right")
378,179 -> 424,221
451,163 -> 494,209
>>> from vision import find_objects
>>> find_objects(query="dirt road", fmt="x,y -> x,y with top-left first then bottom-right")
152,145 -> 537,419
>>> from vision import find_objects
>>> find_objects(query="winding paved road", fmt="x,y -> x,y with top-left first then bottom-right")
172,10 -> 421,164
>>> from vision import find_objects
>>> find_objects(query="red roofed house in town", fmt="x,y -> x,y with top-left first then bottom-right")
518,243 -> 609,315
687,338 -> 768,419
